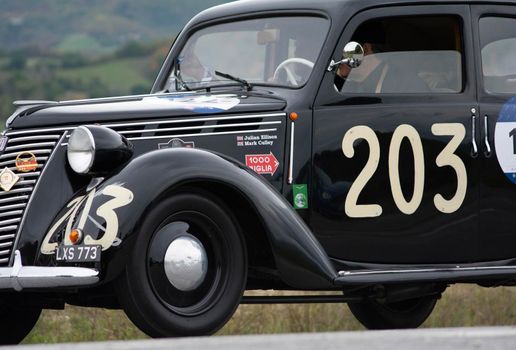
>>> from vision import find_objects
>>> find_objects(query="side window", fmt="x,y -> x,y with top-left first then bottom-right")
479,17 -> 516,94
335,16 -> 463,94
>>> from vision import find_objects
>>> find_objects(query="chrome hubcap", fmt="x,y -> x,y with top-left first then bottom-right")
163,235 -> 208,291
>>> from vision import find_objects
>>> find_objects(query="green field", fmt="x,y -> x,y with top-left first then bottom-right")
56,57 -> 153,95
23,285 -> 515,344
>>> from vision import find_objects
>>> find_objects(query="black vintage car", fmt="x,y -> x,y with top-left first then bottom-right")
1,0 -> 516,343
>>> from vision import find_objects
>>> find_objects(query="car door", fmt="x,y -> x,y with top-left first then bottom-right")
311,5 -> 480,264
472,4 -> 516,261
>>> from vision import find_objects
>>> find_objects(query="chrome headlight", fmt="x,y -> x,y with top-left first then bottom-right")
67,125 -> 133,176
67,126 -> 95,174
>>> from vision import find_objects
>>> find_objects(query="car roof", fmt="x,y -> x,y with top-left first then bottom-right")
191,0 -> 515,24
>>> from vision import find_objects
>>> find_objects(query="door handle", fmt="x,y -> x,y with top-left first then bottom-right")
484,115 -> 492,157
471,114 -> 478,158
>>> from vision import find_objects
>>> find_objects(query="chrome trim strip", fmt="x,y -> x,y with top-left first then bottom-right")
127,128 -> 278,142
9,132 -> 67,265
5,142 -> 56,151
61,128 -> 279,146
58,91 -> 194,104
0,258 -> 7,264
0,250 -> 10,256
18,172 -> 40,178
0,196 -> 28,204
15,180 -> 37,186
338,265 -> 516,277
5,112 -> 286,136
7,165 -> 43,172
0,242 -> 12,249
0,234 -> 15,240
0,225 -> 18,234
5,127 -> 73,136
288,122 -> 295,185
0,204 -> 25,211
484,115 -> 492,156
0,150 -> 51,160
0,251 -> 99,291
116,121 -> 281,135
104,112 -> 285,129
471,114 -> 478,156
8,135 -> 61,143
0,188 -> 33,196
0,157 -> 48,167
0,218 -> 21,226
0,210 -> 23,218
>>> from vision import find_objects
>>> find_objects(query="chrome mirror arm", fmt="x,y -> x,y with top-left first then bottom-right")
327,41 -> 364,72
327,58 -> 361,72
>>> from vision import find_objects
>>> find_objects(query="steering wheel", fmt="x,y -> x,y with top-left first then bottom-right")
273,58 -> 314,86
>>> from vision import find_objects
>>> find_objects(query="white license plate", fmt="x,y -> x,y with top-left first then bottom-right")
56,245 -> 101,262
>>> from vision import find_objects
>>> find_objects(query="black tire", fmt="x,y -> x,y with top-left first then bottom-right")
116,192 -> 247,337
348,296 -> 437,329
0,303 -> 41,344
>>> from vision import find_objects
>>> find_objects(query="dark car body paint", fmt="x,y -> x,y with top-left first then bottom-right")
6,0 -> 516,291
35,149 -> 337,289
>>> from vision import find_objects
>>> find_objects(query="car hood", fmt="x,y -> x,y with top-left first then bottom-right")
7,92 -> 286,129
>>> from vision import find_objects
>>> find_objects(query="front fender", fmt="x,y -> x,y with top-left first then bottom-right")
39,148 -> 338,289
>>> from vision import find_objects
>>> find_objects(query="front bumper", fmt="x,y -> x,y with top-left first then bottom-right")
0,250 -> 99,291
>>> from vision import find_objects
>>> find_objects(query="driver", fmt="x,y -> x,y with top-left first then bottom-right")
334,21 -> 388,92
335,20 -> 430,93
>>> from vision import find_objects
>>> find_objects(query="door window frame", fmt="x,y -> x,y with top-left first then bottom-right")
471,5 -> 516,104
315,4 -> 476,107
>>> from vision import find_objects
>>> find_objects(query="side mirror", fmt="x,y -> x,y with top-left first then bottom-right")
327,41 -> 364,72
343,41 -> 364,67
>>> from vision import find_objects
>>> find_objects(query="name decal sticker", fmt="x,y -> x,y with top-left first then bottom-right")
245,152 -> 279,176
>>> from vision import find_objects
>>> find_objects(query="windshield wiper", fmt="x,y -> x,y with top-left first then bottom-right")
215,70 -> 252,91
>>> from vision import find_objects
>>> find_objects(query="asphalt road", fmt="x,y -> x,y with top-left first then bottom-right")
3,327 -> 516,350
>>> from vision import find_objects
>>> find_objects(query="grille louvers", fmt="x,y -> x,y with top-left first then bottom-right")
61,113 -> 285,145
0,131 -> 63,266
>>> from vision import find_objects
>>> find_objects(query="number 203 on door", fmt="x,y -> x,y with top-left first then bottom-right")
342,123 -> 466,218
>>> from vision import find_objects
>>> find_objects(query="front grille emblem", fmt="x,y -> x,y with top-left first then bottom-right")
0,167 -> 19,192
15,152 -> 38,172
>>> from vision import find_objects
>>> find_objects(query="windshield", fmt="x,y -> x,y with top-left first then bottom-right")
167,16 -> 329,91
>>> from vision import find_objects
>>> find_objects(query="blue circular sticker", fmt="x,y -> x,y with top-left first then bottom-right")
495,96 -> 516,184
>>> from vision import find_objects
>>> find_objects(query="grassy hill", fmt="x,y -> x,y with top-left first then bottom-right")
0,0 -> 231,53
0,40 -> 170,121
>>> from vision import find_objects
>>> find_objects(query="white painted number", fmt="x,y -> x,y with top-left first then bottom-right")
432,123 -> 467,214
342,126 -> 383,218
84,185 -> 134,250
389,125 -> 425,215
342,123 -> 467,217
41,185 -> 134,255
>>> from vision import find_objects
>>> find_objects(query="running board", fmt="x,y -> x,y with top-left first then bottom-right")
334,265 -> 516,286
241,295 -> 361,304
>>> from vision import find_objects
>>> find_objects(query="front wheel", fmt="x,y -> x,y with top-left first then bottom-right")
116,192 -> 247,337
0,303 -> 41,344
348,296 -> 437,329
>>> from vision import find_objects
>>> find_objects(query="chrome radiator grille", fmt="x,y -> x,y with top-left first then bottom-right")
0,129 -> 63,266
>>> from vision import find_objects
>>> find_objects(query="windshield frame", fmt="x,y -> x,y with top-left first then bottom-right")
156,11 -> 332,93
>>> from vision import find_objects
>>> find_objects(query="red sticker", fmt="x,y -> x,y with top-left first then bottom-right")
245,153 -> 279,176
